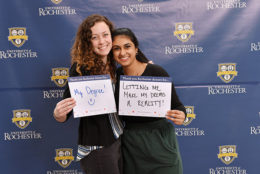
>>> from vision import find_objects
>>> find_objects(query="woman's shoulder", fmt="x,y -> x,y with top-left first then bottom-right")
70,62 -> 91,76
145,63 -> 169,77
147,63 -> 165,70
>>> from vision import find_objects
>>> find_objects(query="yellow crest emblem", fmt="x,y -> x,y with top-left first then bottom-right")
51,0 -> 62,4
217,63 -> 238,83
218,145 -> 238,165
51,68 -> 69,87
12,109 -> 32,129
8,27 -> 28,48
174,23 -> 194,42
55,148 -> 74,168
183,106 -> 196,126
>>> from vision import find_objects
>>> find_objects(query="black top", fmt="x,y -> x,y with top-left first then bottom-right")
115,63 -> 186,123
63,63 -> 116,146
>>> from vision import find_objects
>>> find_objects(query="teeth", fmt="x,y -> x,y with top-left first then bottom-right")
99,45 -> 107,50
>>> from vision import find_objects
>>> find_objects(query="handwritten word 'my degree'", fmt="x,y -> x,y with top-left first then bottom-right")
74,89 -> 83,98
122,82 -> 149,90
85,86 -> 105,97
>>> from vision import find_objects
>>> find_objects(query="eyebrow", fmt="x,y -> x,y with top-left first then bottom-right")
92,30 -> 109,35
123,43 -> 133,47
112,45 -> 119,48
112,42 -> 131,46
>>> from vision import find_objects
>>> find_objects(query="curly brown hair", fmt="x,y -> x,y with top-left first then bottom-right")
71,14 -> 116,80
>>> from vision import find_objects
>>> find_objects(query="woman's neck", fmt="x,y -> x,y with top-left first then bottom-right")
123,61 -> 147,76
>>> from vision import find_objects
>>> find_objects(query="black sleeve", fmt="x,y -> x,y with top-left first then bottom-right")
147,64 -> 187,117
171,82 -> 187,117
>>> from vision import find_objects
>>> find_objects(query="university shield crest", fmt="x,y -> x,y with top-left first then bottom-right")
218,145 -> 238,165
51,68 -> 69,87
183,106 -> 196,126
55,148 -> 74,168
217,63 -> 238,83
8,27 -> 28,47
51,0 -> 62,4
174,23 -> 194,42
12,109 -> 32,129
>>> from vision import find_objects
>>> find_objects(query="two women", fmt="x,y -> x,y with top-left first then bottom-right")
53,14 -> 186,174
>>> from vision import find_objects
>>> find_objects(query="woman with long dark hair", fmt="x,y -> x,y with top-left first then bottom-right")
112,28 -> 186,174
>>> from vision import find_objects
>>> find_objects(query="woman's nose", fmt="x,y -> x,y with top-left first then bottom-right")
120,48 -> 126,56
99,36 -> 105,44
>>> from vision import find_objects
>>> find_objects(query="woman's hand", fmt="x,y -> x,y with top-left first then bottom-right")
53,98 -> 76,122
166,110 -> 185,125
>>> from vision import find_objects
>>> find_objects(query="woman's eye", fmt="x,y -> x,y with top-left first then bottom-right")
113,47 -> 120,51
125,45 -> 131,49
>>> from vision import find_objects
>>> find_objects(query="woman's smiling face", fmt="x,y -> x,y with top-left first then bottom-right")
90,21 -> 112,59
112,35 -> 138,67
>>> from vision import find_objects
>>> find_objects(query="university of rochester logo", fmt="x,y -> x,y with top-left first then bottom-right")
121,0 -> 160,14
55,148 -> 75,168
183,106 -> 196,126
8,27 -> 28,48
174,23 -> 194,42
207,0 -> 247,10
12,109 -> 32,129
39,1 -> 76,16
165,22 -> 203,55
217,63 -> 238,83
51,68 -> 69,87
218,145 -> 238,165
51,0 -> 62,4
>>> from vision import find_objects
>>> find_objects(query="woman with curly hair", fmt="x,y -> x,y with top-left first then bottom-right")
53,14 -> 123,174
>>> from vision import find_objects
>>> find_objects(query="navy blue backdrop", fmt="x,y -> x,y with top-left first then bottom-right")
1,0 -> 259,173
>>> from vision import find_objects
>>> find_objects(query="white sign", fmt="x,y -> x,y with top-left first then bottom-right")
68,75 -> 116,118
119,75 -> 172,117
